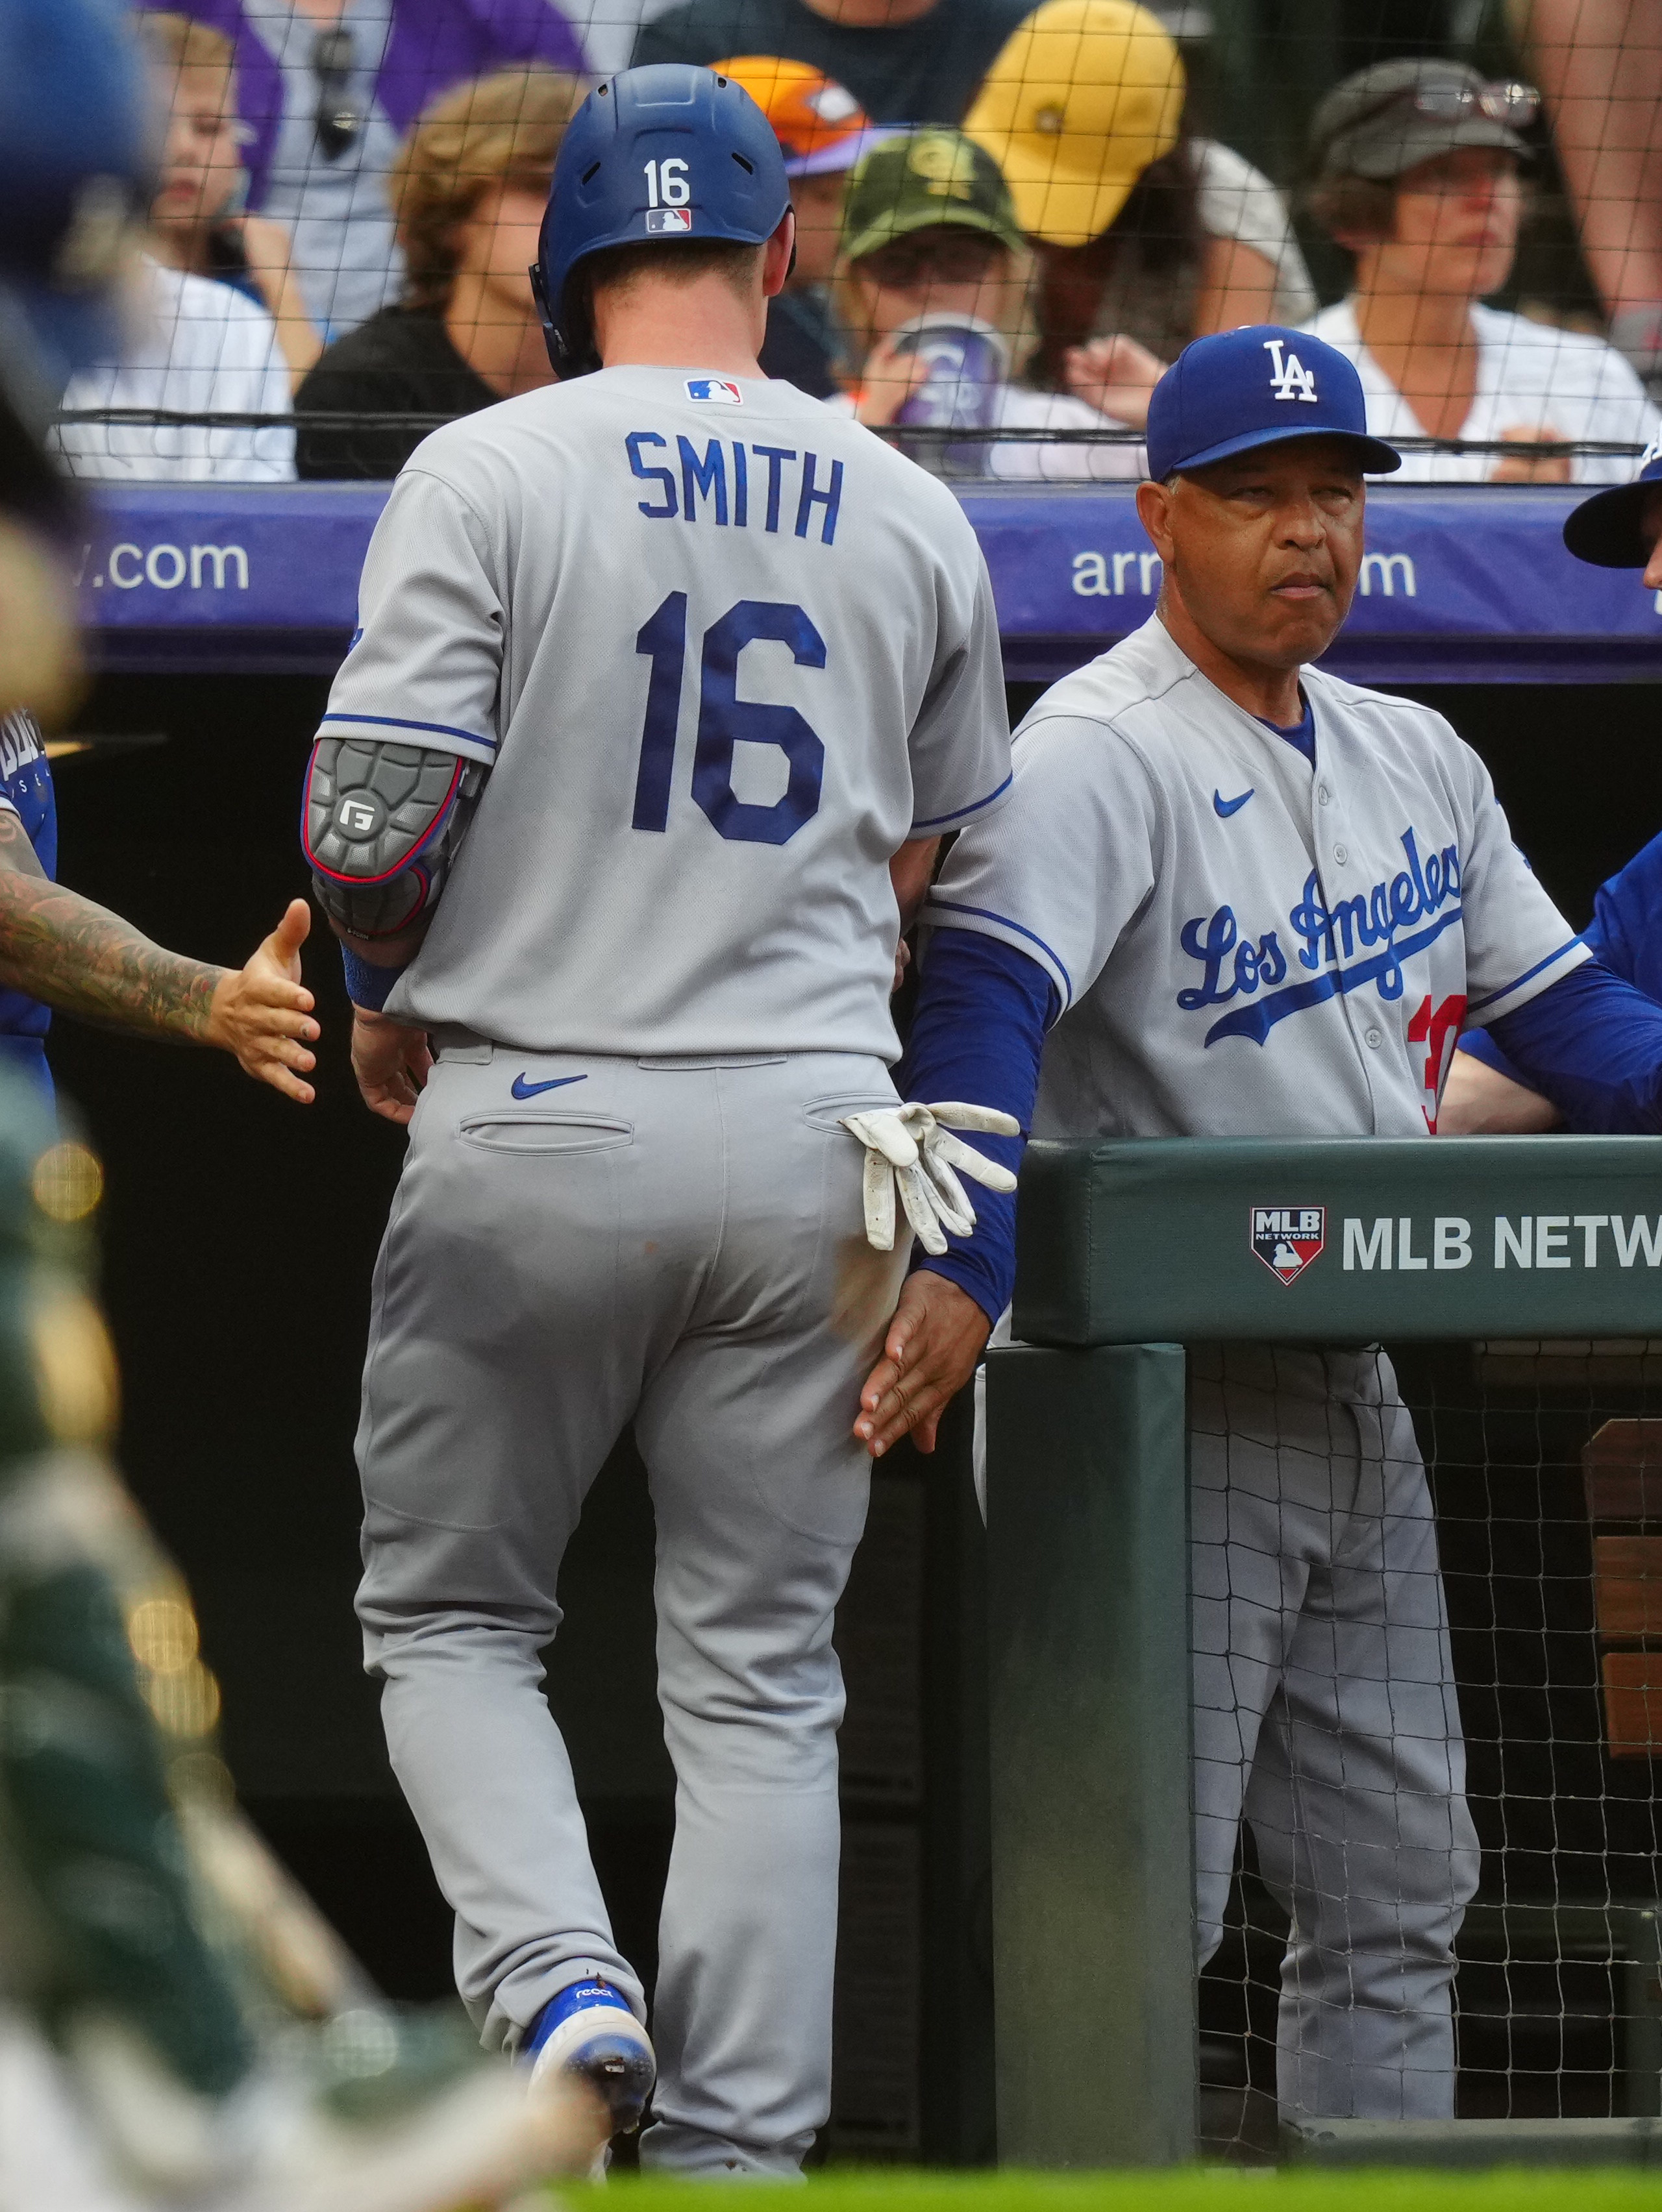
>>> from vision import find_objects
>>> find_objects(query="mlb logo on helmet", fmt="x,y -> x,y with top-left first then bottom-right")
687,377 -> 742,404
1250,1205 -> 1326,1286
646,206 -> 693,233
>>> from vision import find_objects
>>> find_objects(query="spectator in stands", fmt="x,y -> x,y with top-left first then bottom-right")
53,22 -> 294,482
832,129 -> 1141,478
178,0 -> 589,339
632,0 -> 1030,132
963,0 -> 1315,433
1513,0 -> 1662,397
295,66 -> 582,478
141,12 -> 324,387
715,57 -> 880,396
1300,58 -> 1657,484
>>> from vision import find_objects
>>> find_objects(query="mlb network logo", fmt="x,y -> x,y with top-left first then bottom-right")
1250,1204 -> 1326,1284
647,207 -> 692,234
686,377 -> 743,405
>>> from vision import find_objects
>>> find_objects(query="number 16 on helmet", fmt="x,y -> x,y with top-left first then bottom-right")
532,64 -> 792,375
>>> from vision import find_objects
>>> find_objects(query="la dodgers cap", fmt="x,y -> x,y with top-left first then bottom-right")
1146,325 -> 1402,480
1562,436 -> 1662,567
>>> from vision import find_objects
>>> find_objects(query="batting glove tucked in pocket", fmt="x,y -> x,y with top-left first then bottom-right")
839,1101 -> 1020,1256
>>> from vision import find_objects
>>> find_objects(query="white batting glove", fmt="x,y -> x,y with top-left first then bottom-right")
840,1101 -> 1021,1256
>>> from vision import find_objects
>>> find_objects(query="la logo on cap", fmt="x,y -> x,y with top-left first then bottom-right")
1263,337 -> 1318,404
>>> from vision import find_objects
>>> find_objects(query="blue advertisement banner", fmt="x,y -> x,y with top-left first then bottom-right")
75,480 -> 1662,685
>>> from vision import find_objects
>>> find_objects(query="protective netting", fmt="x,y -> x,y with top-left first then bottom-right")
48,2 -> 1662,484
1198,1338 -> 1662,2159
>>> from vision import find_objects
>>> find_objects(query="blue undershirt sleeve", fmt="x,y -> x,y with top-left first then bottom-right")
1483,958 -> 1662,1133
1458,878 -> 1633,1088
340,943 -> 408,1013
897,928 -> 1058,1323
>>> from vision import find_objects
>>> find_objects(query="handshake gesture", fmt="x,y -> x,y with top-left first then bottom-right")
841,1100 -> 1020,1255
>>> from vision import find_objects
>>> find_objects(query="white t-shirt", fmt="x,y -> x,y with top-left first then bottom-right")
321,366 -> 1011,1059
53,259 -> 293,484
926,614 -> 1585,1142
1191,138 -> 1317,328
1304,297 -> 1658,484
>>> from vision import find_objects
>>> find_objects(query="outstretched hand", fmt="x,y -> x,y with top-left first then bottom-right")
855,1268 -> 991,1458
205,898 -> 319,1103
351,1005 -> 432,1124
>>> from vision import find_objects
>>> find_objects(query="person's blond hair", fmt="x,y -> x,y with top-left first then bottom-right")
393,68 -> 587,313
137,10 -> 236,81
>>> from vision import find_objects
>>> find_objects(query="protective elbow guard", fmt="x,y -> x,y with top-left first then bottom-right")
303,737 -> 478,939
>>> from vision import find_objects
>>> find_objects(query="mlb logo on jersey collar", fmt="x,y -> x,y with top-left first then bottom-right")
687,377 -> 743,404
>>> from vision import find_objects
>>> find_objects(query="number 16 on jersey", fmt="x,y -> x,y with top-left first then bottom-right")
633,592 -> 826,848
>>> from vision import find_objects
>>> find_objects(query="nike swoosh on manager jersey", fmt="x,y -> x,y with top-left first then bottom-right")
510,1072 -> 588,1100
1213,787 -> 1255,818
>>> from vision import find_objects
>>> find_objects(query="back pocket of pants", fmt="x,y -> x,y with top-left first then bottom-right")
802,1092 -> 898,1133
457,1113 -> 633,1154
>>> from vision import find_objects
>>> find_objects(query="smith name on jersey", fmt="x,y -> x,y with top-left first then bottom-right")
927,615 -> 1585,1140
318,366 -> 1011,1062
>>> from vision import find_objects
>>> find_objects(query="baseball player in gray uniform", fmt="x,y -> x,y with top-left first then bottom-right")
300,66 -> 1013,2177
868,326 -> 1662,2122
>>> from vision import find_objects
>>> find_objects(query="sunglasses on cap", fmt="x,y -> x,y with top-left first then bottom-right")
1372,76 -> 1540,131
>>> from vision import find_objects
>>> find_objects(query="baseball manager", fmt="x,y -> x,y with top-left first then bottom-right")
864,325 -> 1662,2121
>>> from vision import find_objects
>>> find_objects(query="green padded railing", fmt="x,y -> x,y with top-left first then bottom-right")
985,1135 -> 1662,2169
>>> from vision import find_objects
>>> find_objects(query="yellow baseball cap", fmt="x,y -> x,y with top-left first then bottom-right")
963,0 -> 1185,246
713,57 -> 881,177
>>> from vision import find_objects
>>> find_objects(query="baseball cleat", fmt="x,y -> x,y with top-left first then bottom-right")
526,1980 -> 656,2134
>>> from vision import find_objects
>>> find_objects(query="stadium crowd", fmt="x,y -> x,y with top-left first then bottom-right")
47,0 -> 1662,484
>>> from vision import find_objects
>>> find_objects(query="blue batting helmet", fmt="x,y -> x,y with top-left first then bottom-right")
0,0 -> 151,409
533,64 -> 790,373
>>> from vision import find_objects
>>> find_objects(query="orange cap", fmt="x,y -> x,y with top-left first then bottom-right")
715,56 -> 882,175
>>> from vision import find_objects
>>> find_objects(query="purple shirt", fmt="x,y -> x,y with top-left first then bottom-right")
180,0 -> 587,210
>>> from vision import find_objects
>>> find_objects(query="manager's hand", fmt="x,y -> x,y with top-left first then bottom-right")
351,1004 -> 433,1124
205,898 -> 319,1103
855,1268 -> 991,1458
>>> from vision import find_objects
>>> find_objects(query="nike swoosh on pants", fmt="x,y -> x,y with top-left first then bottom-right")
510,1073 -> 588,1100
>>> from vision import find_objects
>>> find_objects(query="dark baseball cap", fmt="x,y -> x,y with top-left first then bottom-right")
1562,439 -> 1662,567
1309,58 -> 1535,184
841,129 -> 1028,265
1146,325 -> 1401,480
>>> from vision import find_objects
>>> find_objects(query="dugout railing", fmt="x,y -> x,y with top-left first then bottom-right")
985,1133 -> 1662,2167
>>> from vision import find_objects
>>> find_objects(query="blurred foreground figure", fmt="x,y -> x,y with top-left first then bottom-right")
0,1084 -> 606,2207
0,1 -> 604,2200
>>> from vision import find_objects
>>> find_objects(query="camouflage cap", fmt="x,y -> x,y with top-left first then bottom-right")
841,129 -> 1028,264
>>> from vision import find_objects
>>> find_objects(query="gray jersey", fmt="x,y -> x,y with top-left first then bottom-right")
927,613 -> 1584,1139
320,367 -> 1010,1060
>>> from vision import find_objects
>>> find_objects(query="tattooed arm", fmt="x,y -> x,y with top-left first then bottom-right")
0,808 -> 321,1103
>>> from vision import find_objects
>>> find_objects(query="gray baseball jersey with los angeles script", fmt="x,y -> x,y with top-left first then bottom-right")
926,613 -> 1585,1138
318,366 -> 1011,1059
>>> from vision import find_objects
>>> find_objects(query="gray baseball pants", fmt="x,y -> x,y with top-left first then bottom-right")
1191,1344 -> 1481,2122
353,1045 -> 907,2177
976,1334 -> 1479,2121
